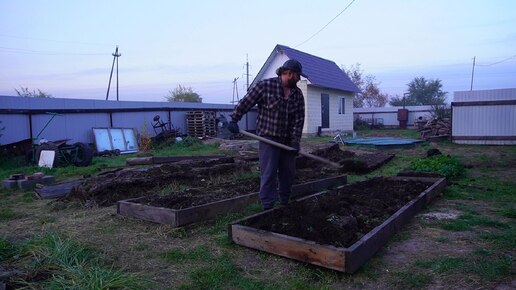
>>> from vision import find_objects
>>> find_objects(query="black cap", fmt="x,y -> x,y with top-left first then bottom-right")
276,59 -> 302,75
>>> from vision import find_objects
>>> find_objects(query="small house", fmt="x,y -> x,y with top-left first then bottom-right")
251,44 -> 360,137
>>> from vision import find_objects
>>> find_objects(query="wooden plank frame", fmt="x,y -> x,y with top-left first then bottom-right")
117,175 -> 347,227
229,176 -> 447,273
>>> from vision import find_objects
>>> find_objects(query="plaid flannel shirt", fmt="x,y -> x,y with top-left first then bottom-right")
231,77 -> 305,145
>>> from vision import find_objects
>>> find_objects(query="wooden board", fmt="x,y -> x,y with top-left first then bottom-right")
117,175 -> 347,227
229,176 -> 447,273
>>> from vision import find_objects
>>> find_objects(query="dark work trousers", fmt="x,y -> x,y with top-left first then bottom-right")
259,137 -> 296,209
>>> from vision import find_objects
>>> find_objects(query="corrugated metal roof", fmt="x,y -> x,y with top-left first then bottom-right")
276,45 -> 360,93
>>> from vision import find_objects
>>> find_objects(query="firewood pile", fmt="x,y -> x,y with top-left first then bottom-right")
418,117 -> 451,140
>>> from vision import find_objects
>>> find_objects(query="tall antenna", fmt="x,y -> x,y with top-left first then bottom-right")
106,46 -> 122,100
231,77 -> 240,104
243,54 -> 252,91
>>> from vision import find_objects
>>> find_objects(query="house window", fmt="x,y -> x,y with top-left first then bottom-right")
338,97 -> 346,114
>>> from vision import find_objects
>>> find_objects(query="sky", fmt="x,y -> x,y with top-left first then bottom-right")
1,0 -> 515,105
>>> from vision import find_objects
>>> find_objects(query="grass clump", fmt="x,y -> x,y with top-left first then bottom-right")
0,237 -> 18,261
3,232 -> 150,289
0,208 -> 22,222
410,154 -> 465,178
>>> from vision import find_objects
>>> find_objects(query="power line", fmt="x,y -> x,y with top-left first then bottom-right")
0,46 -> 108,56
0,33 -> 111,46
295,0 -> 356,48
476,55 -> 516,67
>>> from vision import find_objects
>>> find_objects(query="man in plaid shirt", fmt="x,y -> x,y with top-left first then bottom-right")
228,59 -> 305,210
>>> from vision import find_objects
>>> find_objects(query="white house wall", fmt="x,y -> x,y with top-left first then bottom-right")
303,85 -> 354,136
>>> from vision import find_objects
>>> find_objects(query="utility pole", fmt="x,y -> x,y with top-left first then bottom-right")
106,46 -> 122,101
246,54 -> 250,90
470,56 -> 475,91
231,77 -> 239,104
243,54 -> 253,90
242,54 -> 252,130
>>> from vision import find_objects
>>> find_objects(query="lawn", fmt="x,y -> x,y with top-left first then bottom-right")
1,131 -> 515,289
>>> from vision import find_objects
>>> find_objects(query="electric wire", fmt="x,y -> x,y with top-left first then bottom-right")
476,55 -> 516,67
295,0 -> 356,48
0,46 -> 109,56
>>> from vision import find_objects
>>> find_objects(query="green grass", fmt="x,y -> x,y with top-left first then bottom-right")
499,207 -> 516,219
436,211 -> 509,231
413,251 -> 513,281
409,154 -> 465,178
159,245 -> 214,263
479,225 -> 516,249
389,271 -> 433,289
0,208 -> 22,222
179,253 -> 282,290
4,232 -> 150,289
0,138 -> 223,182
0,237 -> 18,261
354,128 -> 421,139
445,178 -> 516,203
466,251 -> 514,280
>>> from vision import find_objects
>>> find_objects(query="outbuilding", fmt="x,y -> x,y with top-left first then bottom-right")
452,88 -> 516,145
250,44 -> 360,137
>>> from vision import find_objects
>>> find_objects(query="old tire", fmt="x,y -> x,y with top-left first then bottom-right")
73,142 -> 93,167
35,142 -> 59,167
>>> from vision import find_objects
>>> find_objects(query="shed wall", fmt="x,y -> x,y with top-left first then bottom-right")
452,88 -> 516,145
0,96 -> 255,145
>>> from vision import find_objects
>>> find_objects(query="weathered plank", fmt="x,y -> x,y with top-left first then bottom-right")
231,224 -> 345,271
117,197 -> 179,226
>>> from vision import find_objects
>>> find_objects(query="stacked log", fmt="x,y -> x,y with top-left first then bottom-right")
419,118 -> 451,140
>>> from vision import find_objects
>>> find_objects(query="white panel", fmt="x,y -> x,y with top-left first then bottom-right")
454,88 -> 516,102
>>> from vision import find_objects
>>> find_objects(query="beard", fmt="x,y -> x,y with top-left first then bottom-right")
287,78 -> 298,88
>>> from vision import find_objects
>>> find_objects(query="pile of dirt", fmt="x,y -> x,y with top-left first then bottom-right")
297,143 -> 395,174
249,177 -> 433,248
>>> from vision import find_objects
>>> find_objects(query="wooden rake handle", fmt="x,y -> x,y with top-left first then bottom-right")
238,130 -> 341,169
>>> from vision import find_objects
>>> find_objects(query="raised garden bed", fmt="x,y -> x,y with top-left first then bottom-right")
229,176 -> 447,273
117,175 -> 347,227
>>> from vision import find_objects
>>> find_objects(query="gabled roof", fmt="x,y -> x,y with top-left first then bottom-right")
253,44 -> 360,93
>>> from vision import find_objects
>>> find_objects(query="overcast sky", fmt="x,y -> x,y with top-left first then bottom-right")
1,0 -> 515,104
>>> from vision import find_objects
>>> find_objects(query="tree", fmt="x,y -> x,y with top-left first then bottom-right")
15,87 -> 53,98
165,85 -> 202,103
342,63 -> 388,108
389,77 -> 447,106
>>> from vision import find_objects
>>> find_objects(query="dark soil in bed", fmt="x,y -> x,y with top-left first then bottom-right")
248,177 -> 434,248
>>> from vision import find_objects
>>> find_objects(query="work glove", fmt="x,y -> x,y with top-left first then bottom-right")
227,120 -> 240,134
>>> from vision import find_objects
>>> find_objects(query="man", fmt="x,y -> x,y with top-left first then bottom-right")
227,59 -> 305,210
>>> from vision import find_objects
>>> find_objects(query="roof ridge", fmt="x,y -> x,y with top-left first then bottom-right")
276,44 -> 336,64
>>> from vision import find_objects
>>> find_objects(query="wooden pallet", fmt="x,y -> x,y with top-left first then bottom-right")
186,111 -> 217,137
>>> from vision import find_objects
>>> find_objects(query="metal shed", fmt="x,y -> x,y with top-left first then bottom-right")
452,88 -> 516,145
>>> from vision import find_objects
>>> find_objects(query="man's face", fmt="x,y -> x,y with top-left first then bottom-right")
282,70 -> 300,88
